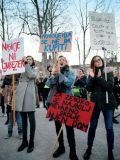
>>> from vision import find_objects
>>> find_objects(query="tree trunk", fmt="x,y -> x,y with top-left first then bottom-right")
83,31 -> 86,71
1,0 -> 5,41
34,0 -> 48,74
76,38 -> 81,66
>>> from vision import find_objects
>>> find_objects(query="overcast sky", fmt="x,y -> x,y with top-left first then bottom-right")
0,0 -> 120,67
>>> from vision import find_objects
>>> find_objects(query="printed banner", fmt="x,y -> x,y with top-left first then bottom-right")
46,93 -> 95,132
39,32 -> 72,53
89,12 -> 117,50
2,38 -> 25,75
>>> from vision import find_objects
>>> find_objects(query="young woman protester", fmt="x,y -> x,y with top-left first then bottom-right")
46,56 -> 79,160
113,69 -> 120,124
4,75 -> 22,139
83,56 -> 117,160
73,68 -> 87,99
16,56 -> 38,153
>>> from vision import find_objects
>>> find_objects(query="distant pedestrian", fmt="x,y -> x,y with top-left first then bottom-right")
1,76 -> 12,124
113,69 -> 120,124
74,69 -> 87,99
4,85 -> 22,139
42,65 -> 53,109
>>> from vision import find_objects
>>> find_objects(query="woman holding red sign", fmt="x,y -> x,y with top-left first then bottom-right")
83,56 -> 117,160
46,56 -> 79,160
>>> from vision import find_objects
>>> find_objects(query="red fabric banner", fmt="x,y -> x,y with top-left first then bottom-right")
46,93 -> 95,132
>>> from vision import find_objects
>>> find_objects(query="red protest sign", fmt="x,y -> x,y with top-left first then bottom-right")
46,93 -> 95,132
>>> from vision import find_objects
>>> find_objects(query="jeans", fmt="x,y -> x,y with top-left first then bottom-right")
1,96 -> 5,114
8,111 -> 22,134
55,120 -> 76,150
87,109 -> 114,150
21,112 -> 36,142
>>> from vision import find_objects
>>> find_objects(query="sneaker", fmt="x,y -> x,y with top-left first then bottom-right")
0,113 -> 4,117
4,133 -> 12,139
83,148 -> 91,160
49,118 -> 53,121
4,120 -> 9,125
18,133 -> 22,139
113,117 -> 119,124
53,146 -> 65,158
36,105 -> 40,108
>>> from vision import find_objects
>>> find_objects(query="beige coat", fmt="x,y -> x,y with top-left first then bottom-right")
16,64 -> 37,112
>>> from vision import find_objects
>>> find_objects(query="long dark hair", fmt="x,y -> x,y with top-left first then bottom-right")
90,55 -> 104,69
90,56 -> 104,75
26,55 -> 35,67
79,68 -> 84,74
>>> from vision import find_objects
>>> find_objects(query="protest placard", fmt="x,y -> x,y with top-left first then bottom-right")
89,12 -> 117,50
46,92 -> 95,132
2,38 -> 25,75
39,32 -> 72,53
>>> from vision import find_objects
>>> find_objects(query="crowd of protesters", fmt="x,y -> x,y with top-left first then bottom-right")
0,55 -> 120,160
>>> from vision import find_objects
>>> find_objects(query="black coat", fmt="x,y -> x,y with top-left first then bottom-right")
113,77 -> 120,105
86,71 -> 117,110
74,76 -> 87,99
74,76 -> 87,88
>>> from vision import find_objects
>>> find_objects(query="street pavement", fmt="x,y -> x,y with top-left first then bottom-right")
0,103 -> 120,160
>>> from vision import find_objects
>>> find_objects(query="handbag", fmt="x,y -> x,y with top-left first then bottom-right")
46,86 -> 56,108
72,87 -> 80,97
35,86 -> 40,107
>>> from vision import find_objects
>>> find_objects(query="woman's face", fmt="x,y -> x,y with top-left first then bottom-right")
114,70 -> 119,78
51,67 -> 58,76
94,57 -> 103,68
77,70 -> 84,78
26,56 -> 33,65
58,57 -> 67,68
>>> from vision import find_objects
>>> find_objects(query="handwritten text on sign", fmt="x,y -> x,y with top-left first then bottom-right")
2,38 -> 25,75
46,93 -> 95,132
89,12 -> 117,50
39,32 -> 72,53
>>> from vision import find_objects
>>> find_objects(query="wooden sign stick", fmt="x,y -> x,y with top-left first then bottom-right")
12,75 -> 16,126
48,123 -> 64,160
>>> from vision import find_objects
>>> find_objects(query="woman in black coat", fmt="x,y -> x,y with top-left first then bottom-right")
113,70 -> 120,106
74,69 -> 87,99
83,56 -> 117,160
113,70 -> 120,123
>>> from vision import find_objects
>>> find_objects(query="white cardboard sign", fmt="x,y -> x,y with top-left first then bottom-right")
2,38 -> 25,75
89,12 -> 117,50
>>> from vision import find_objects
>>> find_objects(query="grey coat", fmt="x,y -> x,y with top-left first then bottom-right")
16,64 -> 37,112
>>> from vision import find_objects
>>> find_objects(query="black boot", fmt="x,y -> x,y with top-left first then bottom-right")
27,141 -> 34,153
108,150 -> 115,160
53,146 -> 65,158
83,148 -> 92,160
17,140 -> 28,152
69,149 -> 79,160
5,120 -> 9,125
